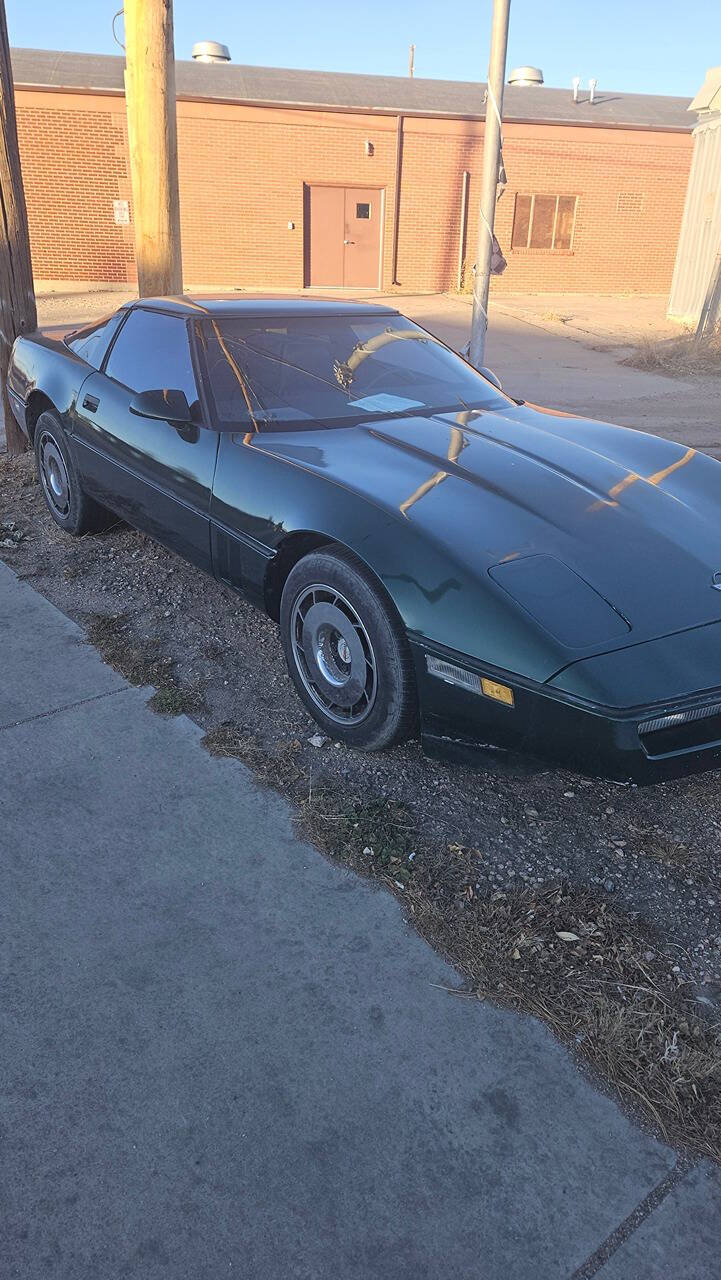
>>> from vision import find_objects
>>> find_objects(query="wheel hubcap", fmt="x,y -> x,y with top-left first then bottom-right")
39,432 -> 71,517
291,585 -> 377,725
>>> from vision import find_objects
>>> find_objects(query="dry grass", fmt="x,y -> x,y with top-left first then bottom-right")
147,685 -> 204,717
622,330 -> 721,377
202,722 -> 305,787
86,611 -> 203,716
300,790 -> 721,1163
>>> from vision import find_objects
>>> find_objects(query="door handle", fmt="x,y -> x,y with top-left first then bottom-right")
343,239 -> 354,245
82,394 -> 100,412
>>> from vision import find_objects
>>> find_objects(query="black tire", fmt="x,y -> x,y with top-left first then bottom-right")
34,410 -> 108,536
280,545 -> 417,750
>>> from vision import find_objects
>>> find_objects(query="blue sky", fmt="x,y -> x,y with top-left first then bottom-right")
7,0 -> 720,98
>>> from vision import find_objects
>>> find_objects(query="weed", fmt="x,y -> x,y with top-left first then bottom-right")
622,331 -> 721,377
148,685 -> 204,717
201,722 -> 303,787
542,311 -> 572,324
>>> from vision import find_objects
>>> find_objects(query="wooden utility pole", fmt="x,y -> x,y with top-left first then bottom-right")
469,0 -> 510,368
124,0 -> 182,296
0,0 -> 36,456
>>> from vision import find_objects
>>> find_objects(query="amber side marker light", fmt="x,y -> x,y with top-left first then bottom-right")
481,678 -> 515,707
426,656 -> 514,707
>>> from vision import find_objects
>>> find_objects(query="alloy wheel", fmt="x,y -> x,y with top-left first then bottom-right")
38,431 -> 71,519
290,584 -> 378,725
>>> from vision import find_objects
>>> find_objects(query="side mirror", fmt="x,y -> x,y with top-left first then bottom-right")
479,366 -> 503,392
460,342 -> 504,392
129,388 -> 192,424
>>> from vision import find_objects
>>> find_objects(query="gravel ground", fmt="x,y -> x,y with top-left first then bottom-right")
2,450 -> 720,1003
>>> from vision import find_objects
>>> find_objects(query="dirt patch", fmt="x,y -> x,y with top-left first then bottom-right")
2,448 -> 721,1159
85,611 -> 174,688
622,331 -> 721,377
541,311 -> 572,325
85,610 -> 204,716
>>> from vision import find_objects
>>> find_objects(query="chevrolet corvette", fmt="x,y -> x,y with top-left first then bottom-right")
7,295 -> 721,783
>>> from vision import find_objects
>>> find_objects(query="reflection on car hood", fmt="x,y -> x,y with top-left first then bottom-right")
257,403 -> 721,646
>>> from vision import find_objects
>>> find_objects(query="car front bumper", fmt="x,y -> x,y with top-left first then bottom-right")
410,637 -> 721,784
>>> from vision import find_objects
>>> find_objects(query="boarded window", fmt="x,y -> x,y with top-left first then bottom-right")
512,193 -> 577,250
511,194 -> 532,248
555,196 -> 577,249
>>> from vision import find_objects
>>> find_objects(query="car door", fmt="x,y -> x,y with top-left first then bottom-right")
71,308 -> 219,572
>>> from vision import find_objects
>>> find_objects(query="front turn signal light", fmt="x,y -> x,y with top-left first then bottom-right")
426,655 -> 514,708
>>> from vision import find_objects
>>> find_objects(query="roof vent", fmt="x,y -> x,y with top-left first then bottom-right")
508,66 -> 544,87
192,41 -> 231,63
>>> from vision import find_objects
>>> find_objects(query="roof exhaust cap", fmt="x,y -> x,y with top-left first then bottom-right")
192,41 -> 231,63
589,77 -> 598,104
572,75 -> 581,102
508,66 -> 544,87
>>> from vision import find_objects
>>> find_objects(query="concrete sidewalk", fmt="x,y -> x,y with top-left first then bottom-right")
1,559 -> 720,1279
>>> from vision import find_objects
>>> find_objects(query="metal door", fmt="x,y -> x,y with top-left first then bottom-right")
73,369 -> 219,572
342,188 -> 380,287
308,185 -> 381,287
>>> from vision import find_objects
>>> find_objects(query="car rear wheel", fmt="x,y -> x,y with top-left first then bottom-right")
34,410 -> 108,536
280,546 -> 417,750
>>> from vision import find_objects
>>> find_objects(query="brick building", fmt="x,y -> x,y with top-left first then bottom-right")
11,48 -> 693,295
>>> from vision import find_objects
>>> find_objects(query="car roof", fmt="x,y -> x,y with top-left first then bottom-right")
120,294 -> 400,319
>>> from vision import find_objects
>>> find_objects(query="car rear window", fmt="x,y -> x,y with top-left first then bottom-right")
194,314 -> 509,431
65,310 -> 125,370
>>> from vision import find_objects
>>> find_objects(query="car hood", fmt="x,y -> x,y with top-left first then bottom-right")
257,403 -> 721,659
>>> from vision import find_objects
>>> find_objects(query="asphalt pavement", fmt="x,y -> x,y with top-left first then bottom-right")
1,558 -> 720,1278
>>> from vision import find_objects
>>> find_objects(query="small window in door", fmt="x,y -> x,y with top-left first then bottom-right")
356,202 -> 371,219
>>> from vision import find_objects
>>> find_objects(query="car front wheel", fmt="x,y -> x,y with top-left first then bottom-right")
280,545 -> 418,750
34,410 -> 108,536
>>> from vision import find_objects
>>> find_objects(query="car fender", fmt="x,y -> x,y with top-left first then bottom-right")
210,432 -> 560,683
8,332 -> 92,440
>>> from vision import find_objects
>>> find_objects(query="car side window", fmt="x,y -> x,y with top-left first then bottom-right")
65,311 -> 125,370
104,309 -> 198,407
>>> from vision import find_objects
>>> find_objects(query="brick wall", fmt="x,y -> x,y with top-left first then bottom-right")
175,102 -> 399,287
15,87 -> 692,295
397,116 -> 692,294
17,91 -> 135,282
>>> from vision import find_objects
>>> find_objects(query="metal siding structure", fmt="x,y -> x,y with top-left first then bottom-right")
668,70 -> 721,324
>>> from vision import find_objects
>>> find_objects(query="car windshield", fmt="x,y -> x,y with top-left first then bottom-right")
195,314 -> 509,430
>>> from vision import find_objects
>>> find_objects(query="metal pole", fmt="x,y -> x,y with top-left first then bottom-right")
469,0 -> 510,368
391,115 -> 404,285
457,170 -> 470,291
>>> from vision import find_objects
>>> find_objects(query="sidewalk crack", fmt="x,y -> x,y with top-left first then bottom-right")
569,1155 -> 697,1279
0,685 -> 129,734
